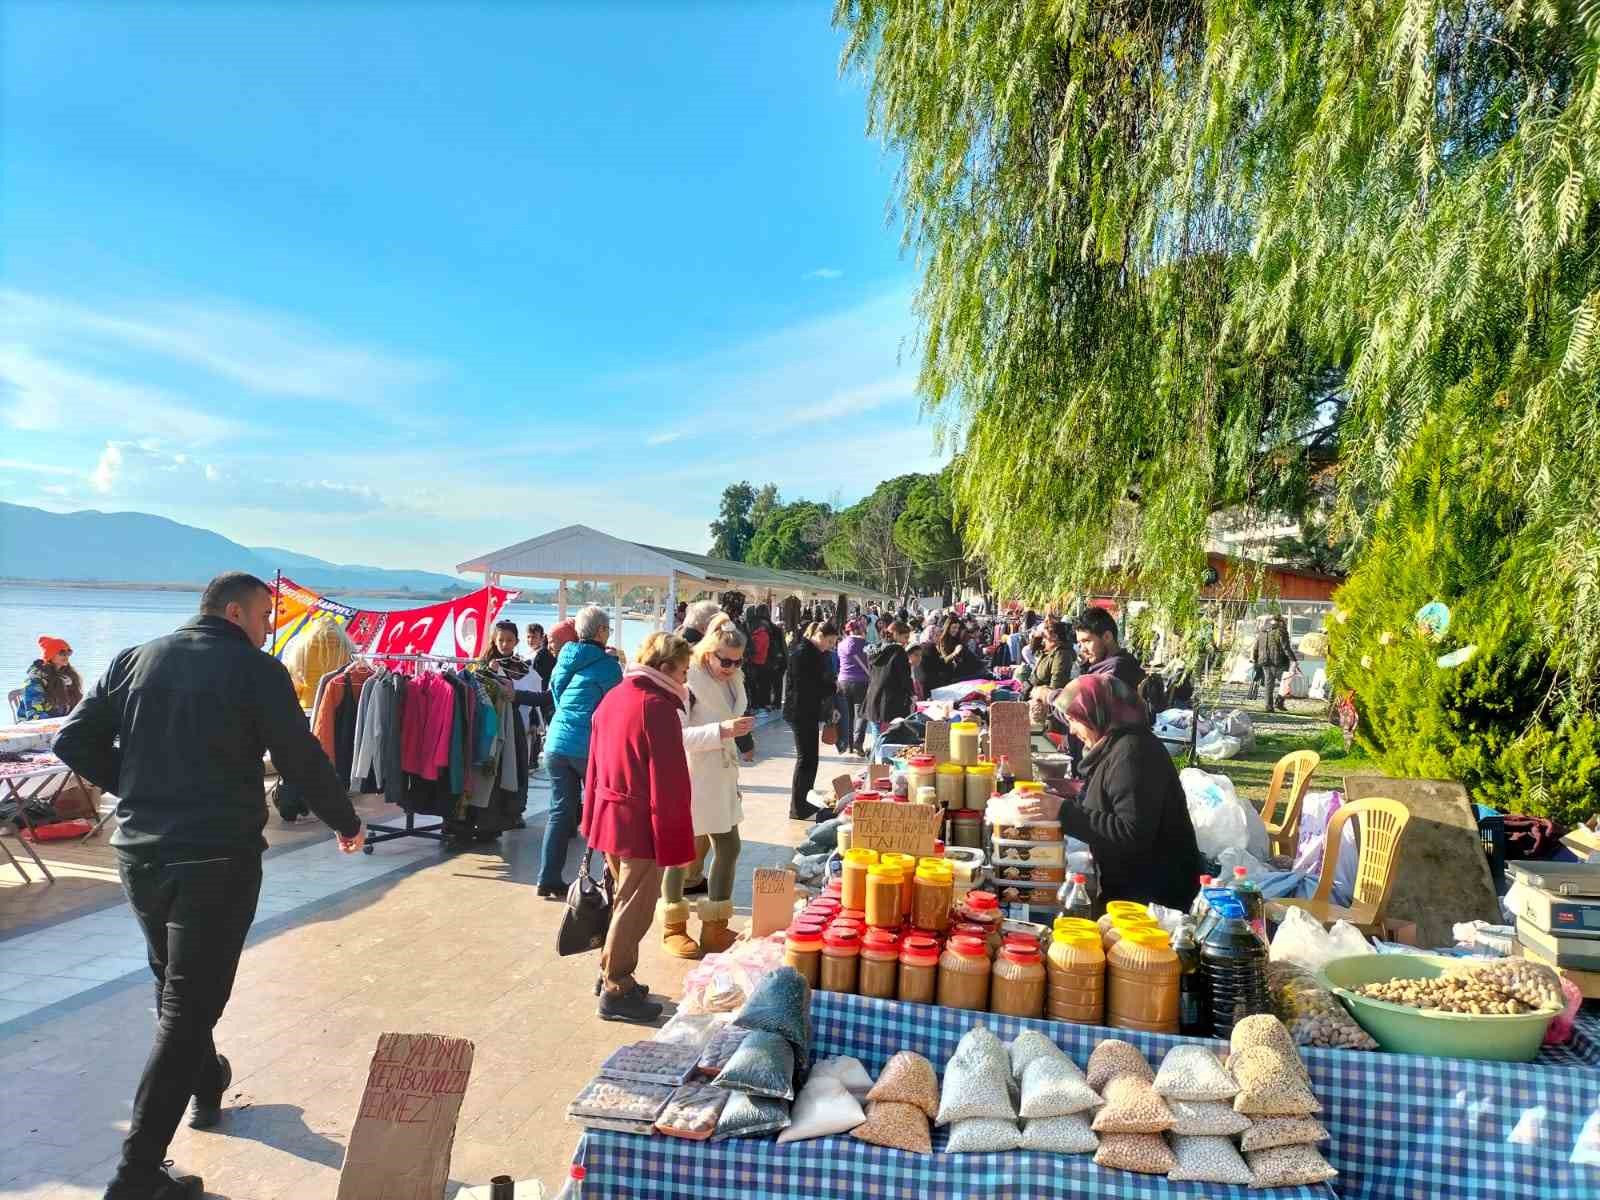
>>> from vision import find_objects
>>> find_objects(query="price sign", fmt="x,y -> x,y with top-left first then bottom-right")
750,867 -> 797,938
850,799 -> 942,858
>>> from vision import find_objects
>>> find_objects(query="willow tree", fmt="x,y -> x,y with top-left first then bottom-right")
837,1 -> 1600,699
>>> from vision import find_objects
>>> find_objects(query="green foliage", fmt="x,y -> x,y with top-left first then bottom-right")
749,500 -> 835,570
1327,420 -> 1600,825
892,472 -> 962,588
837,0 -> 1600,696
708,482 -> 758,561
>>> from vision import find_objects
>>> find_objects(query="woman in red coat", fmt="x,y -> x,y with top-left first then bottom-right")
581,632 -> 697,1023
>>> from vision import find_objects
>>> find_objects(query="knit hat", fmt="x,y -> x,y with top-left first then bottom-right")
38,636 -> 71,660
549,619 -> 578,654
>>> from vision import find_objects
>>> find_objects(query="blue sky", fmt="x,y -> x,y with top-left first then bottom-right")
0,1 -> 941,571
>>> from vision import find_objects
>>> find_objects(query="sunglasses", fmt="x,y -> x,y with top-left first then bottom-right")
714,653 -> 742,669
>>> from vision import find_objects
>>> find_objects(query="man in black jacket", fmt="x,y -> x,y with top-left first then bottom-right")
54,573 -> 365,1200
783,620 -> 838,819
863,620 -> 916,739
1074,606 -> 1146,693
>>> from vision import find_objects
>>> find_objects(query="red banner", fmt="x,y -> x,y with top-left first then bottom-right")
272,576 -> 518,662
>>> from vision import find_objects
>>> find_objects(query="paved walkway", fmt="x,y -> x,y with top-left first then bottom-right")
0,718 -> 830,1199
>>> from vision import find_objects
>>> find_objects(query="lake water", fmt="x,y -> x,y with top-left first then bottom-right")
0,584 -> 662,703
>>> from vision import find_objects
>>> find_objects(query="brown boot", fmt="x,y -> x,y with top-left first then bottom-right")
659,900 -> 701,959
696,899 -> 740,955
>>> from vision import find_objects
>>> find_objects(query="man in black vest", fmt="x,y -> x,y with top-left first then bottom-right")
55,573 -> 365,1200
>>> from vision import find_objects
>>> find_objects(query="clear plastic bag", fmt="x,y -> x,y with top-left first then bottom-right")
1266,959 -> 1377,1049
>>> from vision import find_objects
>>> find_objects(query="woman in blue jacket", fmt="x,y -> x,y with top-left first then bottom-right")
539,605 -> 625,897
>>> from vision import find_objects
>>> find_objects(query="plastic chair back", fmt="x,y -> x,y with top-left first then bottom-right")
1263,749 -> 1320,855
1313,797 -> 1411,916
6,689 -> 21,722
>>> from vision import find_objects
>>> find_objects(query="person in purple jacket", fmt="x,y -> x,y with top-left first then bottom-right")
835,617 -> 872,757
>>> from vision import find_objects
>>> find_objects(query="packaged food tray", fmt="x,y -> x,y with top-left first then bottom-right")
989,837 -> 1065,865
992,862 -> 1067,884
989,819 -> 1062,842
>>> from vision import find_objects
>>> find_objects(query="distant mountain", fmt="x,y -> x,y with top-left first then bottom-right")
0,502 -> 465,594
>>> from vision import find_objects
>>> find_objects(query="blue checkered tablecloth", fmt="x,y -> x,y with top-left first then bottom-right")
574,995 -> 1600,1200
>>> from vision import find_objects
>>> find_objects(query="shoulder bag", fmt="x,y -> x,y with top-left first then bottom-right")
557,848 -> 614,956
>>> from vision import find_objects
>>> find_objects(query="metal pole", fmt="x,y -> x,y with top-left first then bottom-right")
271,569 -> 282,657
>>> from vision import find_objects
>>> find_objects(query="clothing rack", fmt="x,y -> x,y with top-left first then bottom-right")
347,650 -> 480,852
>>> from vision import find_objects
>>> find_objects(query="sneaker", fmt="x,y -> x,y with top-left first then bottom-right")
187,1054 -> 231,1129
104,1161 -> 203,1200
598,988 -> 663,1025
593,977 -> 649,998
537,882 -> 568,900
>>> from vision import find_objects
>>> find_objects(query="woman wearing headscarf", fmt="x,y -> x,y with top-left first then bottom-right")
18,636 -> 82,721
1017,675 -> 1201,911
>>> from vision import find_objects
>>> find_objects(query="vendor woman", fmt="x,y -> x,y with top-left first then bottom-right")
1017,675 -> 1201,911
18,636 -> 83,721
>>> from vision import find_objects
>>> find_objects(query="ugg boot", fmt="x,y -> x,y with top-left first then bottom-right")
659,900 -> 701,959
696,899 -> 740,955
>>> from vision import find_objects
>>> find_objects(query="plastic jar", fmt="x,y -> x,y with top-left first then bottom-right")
1106,927 -> 1180,1033
859,929 -> 901,1000
935,762 -> 966,808
783,922 -> 825,989
907,753 -> 936,796
912,861 -> 954,933
865,865 -> 904,929
832,910 -> 866,939
819,926 -> 861,994
990,941 -> 1047,1018
898,934 -> 940,1004
881,852 -> 918,917
806,897 -> 841,925
1105,914 -> 1161,949
959,890 -> 1003,954
949,809 -> 982,848
937,934 -> 992,1010
950,721 -> 980,765
964,761 -> 995,811
915,785 -> 939,806
841,848 -> 878,912
1047,920 -> 1106,1024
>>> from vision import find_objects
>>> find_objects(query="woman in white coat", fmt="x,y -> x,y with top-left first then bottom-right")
660,615 -> 756,958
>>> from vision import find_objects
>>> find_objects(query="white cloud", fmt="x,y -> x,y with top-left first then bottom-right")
89,444 -> 123,493
0,458 -> 80,477
1,288 -> 441,402
646,430 -> 684,446
804,268 -> 844,280
809,374 -> 918,421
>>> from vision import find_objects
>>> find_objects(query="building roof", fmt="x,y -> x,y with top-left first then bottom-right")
457,524 -> 896,604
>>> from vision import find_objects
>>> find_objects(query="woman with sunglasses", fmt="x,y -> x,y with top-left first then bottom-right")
18,635 -> 82,721
659,615 -> 755,957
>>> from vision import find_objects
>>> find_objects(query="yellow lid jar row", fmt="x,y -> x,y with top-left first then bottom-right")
841,847 -> 878,911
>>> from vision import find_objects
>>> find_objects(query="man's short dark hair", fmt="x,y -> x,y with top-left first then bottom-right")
200,572 -> 271,615
1074,607 -> 1119,642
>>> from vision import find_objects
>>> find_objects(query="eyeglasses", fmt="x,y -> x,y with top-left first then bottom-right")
714,653 -> 741,669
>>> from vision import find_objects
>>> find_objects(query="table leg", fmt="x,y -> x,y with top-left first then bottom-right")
0,778 -> 55,882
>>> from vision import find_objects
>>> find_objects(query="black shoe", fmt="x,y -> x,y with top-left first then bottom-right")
104,1161 -> 203,1200
187,1054 -> 231,1129
598,988 -> 664,1024
594,977 -> 649,998
682,878 -> 709,896
789,805 -> 818,821
537,883 -> 567,900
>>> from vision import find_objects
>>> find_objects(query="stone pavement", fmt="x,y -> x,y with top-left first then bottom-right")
0,718 -> 832,1199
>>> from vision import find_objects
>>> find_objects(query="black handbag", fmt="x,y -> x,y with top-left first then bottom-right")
557,848 -> 614,956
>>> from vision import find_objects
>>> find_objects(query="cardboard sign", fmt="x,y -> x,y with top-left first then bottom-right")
338,1033 -> 474,1200
850,799 -> 942,858
988,701 -> 1034,781
750,867 -> 797,938
832,773 -> 855,802
868,762 -> 890,785
923,719 -> 951,764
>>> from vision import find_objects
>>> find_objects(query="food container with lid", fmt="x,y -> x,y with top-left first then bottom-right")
950,720 -> 980,765
880,851 -> 917,916
898,934 -> 940,1004
941,845 -> 986,883
989,817 -> 1062,842
784,922 -> 825,988
1047,920 -> 1106,1024
840,848 -> 878,911
859,929 -> 902,999
989,837 -> 1066,865
912,861 -> 954,933
990,940 -> 1047,1017
948,808 -> 983,848
907,754 -> 937,795
937,934 -> 992,1010
865,864 -> 904,929
963,761 -> 996,811
1106,927 -> 1179,1033
934,762 -> 966,809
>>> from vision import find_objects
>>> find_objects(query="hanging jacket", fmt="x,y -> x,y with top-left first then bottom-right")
546,639 -> 624,760
864,642 -> 915,724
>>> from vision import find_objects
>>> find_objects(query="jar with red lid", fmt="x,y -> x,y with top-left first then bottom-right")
820,926 -> 861,993
898,934 -> 940,1004
784,922 -> 824,989
859,929 -> 901,999
823,878 -> 844,900
853,789 -> 882,806
949,808 -> 982,848
990,941 -> 1047,1018
907,754 -> 936,796
960,890 -> 1003,953
937,934 -> 992,1010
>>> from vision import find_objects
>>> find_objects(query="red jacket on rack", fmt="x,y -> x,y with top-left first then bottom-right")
581,667 -> 696,867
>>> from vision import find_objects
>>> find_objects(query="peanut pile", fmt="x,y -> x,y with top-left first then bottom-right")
1356,976 -> 1534,1014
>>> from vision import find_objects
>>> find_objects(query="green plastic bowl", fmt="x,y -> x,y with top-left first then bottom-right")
1318,953 -> 1558,1062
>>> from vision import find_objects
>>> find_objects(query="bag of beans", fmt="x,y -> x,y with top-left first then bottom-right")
936,1038 -> 1017,1125
1153,1045 -> 1238,1101
711,1091 -> 791,1140
1229,1014 -> 1310,1081
851,1100 -> 932,1153
776,1076 -> 866,1144
1231,1046 -> 1323,1117
1246,1143 -> 1339,1186
1020,1114 -> 1098,1154
1019,1053 -> 1102,1119
946,1116 -> 1023,1153
713,1030 -> 796,1101
1089,1075 -> 1175,1134
1167,1134 -> 1253,1185
1238,1115 -> 1330,1152
734,967 -> 813,1068
1008,1029 -> 1066,1079
1094,1132 -> 1178,1175
866,1051 -> 941,1118
1167,1098 -> 1252,1137
1085,1039 -> 1154,1092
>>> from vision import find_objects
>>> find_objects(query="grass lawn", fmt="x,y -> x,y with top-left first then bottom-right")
1203,720 -> 1379,809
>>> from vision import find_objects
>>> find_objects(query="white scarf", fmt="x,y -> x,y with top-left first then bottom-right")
626,662 -> 688,705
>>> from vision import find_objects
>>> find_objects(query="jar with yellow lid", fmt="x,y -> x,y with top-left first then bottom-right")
1047,919 -> 1105,1024
881,851 -> 917,917
1013,779 -> 1046,796
1104,912 -> 1161,949
841,847 -> 878,912
911,861 -> 953,933
950,720 -> 980,765
935,762 -> 966,809
963,761 -> 995,811
865,864 -> 904,929
1106,927 -> 1180,1033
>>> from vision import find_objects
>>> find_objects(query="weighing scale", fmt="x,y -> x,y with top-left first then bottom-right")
1507,860 -> 1600,972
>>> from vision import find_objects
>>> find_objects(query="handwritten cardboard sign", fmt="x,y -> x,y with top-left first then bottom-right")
850,799 -> 942,858
923,719 -> 951,764
338,1033 -> 474,1200
868,762 -> 890,785
750,867 -> 797,938
988,701 -> 1034,781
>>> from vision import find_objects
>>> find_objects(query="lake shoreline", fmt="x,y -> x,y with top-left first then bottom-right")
0,577 -> 472,601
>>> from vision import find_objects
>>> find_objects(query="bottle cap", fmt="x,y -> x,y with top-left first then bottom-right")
1073,872 -> 1086,883
844,848 -> 880,866
570,1166 -> 587,1181
948,934 -> 988,957
900,934 -> 940,964
1234,866 -> 1249,879
964,890 -> 999,913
